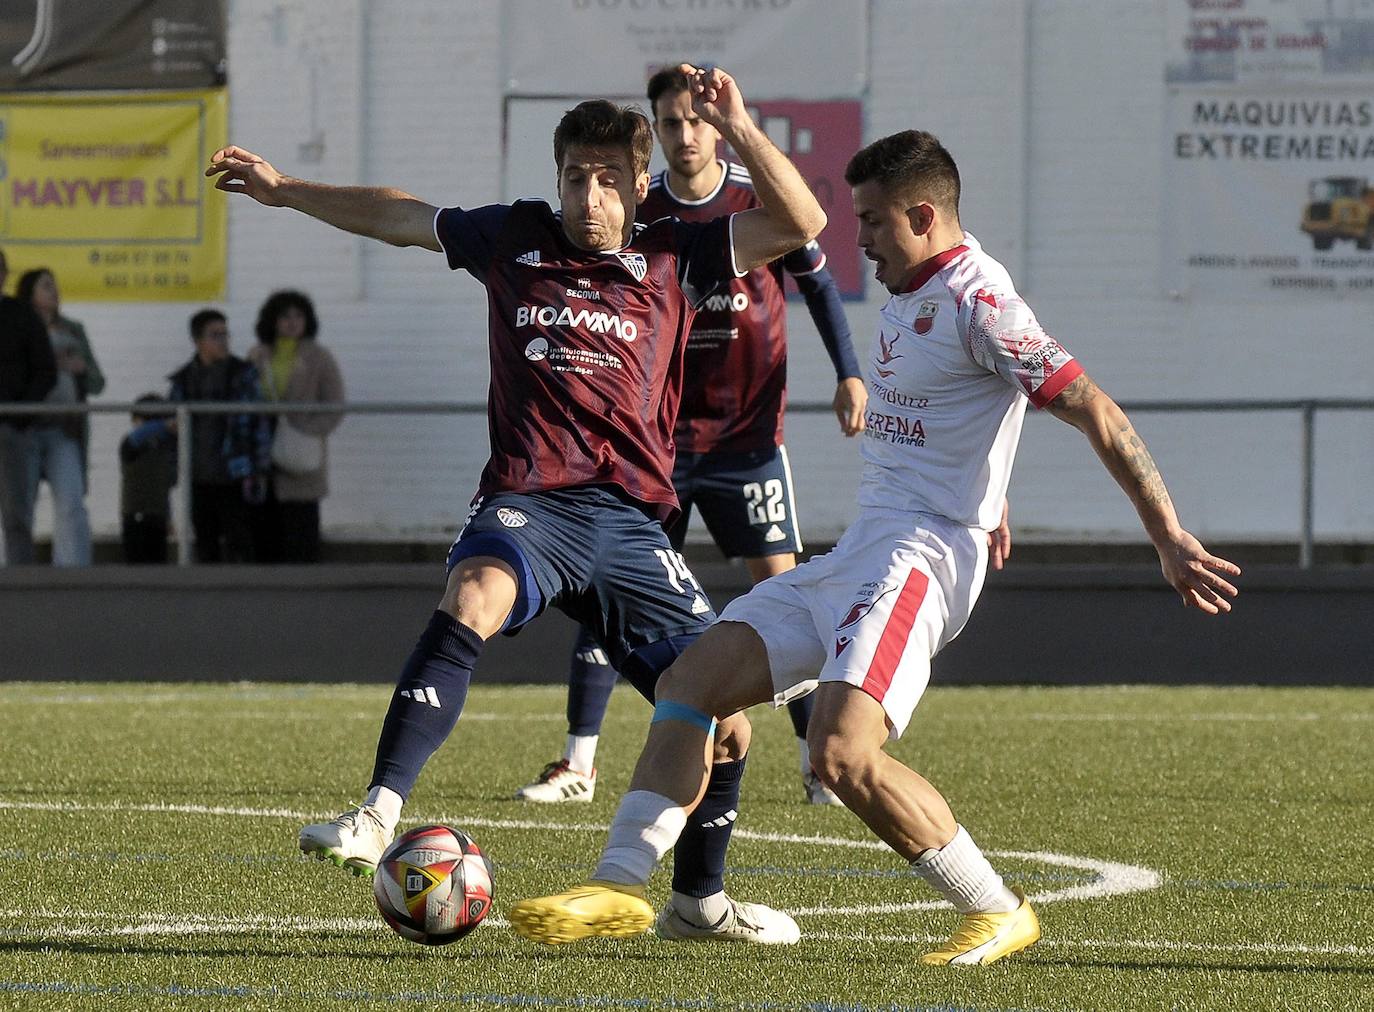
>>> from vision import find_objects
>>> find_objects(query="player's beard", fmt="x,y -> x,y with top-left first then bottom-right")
672,147 -> 707,177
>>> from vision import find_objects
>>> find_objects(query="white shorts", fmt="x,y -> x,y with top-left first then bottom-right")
718,507 -> 988,738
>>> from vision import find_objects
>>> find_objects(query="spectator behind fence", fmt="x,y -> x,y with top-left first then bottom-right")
249,290 -> 344,563
167,309 -> 271,563
16,268 -> 103,567
120,394 -> 177,564
0,250 -> 58,565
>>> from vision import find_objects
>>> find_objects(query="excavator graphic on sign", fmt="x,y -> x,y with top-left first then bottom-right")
1301,177 -> 1374,251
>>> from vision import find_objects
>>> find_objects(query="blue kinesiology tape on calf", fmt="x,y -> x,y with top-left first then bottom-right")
652,699 -> 717,736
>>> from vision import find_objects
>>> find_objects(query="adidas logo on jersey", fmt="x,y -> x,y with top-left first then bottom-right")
516,250 -> 541,267
764,524 -> 786,543
691,594 -> 711,615
402,686 -> 441,708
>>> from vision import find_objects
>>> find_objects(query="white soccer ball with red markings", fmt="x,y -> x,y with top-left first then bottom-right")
372,824 -> 494,945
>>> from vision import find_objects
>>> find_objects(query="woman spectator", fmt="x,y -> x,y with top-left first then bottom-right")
249,290 -> 344,562
16,268 -> 103,566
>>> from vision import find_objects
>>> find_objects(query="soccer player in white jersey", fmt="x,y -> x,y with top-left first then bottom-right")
510,129 -> 1241,963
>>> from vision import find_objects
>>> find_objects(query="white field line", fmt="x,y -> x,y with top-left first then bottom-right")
1020,712 -> 1372,722
1,800 -> 1363,961
2,909 -> 1369,961
0,798 -> 1158,915
0,909 -> 508,939
3,684 -> 1368,725
807,930 -> 1374,959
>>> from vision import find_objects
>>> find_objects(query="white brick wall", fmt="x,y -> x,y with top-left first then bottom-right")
36,0 -> 1374,548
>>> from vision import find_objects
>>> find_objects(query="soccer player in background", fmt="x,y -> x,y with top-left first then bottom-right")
511,129 -> 1241,961
515,67 -> 866,809
207,64 -> 823,944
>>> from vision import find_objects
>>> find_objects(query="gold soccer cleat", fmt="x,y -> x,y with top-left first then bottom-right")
919,888 -> 1041,966
509,881 -> 655,945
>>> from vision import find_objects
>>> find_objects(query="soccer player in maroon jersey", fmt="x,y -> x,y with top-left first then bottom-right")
207,64 -> 825,944
515,67 -> 867,810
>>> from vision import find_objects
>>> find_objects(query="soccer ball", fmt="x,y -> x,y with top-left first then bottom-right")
372,824 -> 494,945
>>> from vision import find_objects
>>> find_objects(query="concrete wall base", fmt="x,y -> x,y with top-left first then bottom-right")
3,564 -> 1369,686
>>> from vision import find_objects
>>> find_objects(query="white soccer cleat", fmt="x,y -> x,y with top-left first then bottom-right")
514,759 -> 597,803
298,803 -> 393,877
803,770 -> 844,807
655,896 -> 801,945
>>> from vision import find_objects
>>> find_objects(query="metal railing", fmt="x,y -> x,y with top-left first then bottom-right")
4,397 -> 1371,568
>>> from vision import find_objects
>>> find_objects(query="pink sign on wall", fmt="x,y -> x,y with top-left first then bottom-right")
737,100 -> 865,299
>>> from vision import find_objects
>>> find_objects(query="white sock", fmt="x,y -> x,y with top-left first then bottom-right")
911,825 -> 1019,914
671,890 -> 731,926
797,737 -> 812,776
564,734 -> 599,775
363,785 -> 403,833
593,790 -> 686,887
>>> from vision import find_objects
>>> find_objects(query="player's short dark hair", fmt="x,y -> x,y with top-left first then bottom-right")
646,67 -> 691,117
189,308 -> 226,341
844,130 -> 961,216
254,289 -> 319,345
553,100 -> 653,177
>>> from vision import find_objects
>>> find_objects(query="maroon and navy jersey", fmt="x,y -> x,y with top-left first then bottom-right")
639,162 -> 826,454
435,199 -> 737,522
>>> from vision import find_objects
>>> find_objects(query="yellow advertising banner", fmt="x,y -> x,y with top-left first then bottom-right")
0,88 -> 227,300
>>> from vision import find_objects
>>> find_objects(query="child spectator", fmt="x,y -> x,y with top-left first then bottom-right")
119,393 -> 176,564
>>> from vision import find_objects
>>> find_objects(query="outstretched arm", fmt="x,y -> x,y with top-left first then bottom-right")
1047,373 -> 1241,613
677,65 -> 826,271
206,146 -> 442,251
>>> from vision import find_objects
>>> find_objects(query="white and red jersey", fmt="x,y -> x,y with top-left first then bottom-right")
857,232 -> 1082,530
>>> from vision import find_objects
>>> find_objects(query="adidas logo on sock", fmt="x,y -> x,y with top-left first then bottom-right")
402,686 -> 441,708
516,250 -> 541,267
699,808 -> 737,829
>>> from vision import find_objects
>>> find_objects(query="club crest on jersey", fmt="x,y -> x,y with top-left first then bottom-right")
615,251 -> 648,281
914,300 -> 939,335
497,508 -> 528,528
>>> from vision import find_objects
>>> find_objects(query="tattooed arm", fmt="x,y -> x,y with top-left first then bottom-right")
1047,373 -> 1241,614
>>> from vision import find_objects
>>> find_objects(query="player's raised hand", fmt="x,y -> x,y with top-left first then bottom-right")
678,63 -> 749,133
205,146 -> 287,206
1155,529 -> 1240,614
833,377 -> 867,437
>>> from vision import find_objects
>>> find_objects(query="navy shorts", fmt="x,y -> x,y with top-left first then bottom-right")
666,444 -> 803,559
446,485 -> 716,682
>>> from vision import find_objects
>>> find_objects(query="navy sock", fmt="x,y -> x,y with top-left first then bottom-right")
671,755 -> 747,897
369,611 -> 483,798
786,691 -> 814,741
567,627 -> 618,736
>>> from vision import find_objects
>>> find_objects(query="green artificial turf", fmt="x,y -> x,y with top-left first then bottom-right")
1,682 -> 1370,1011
